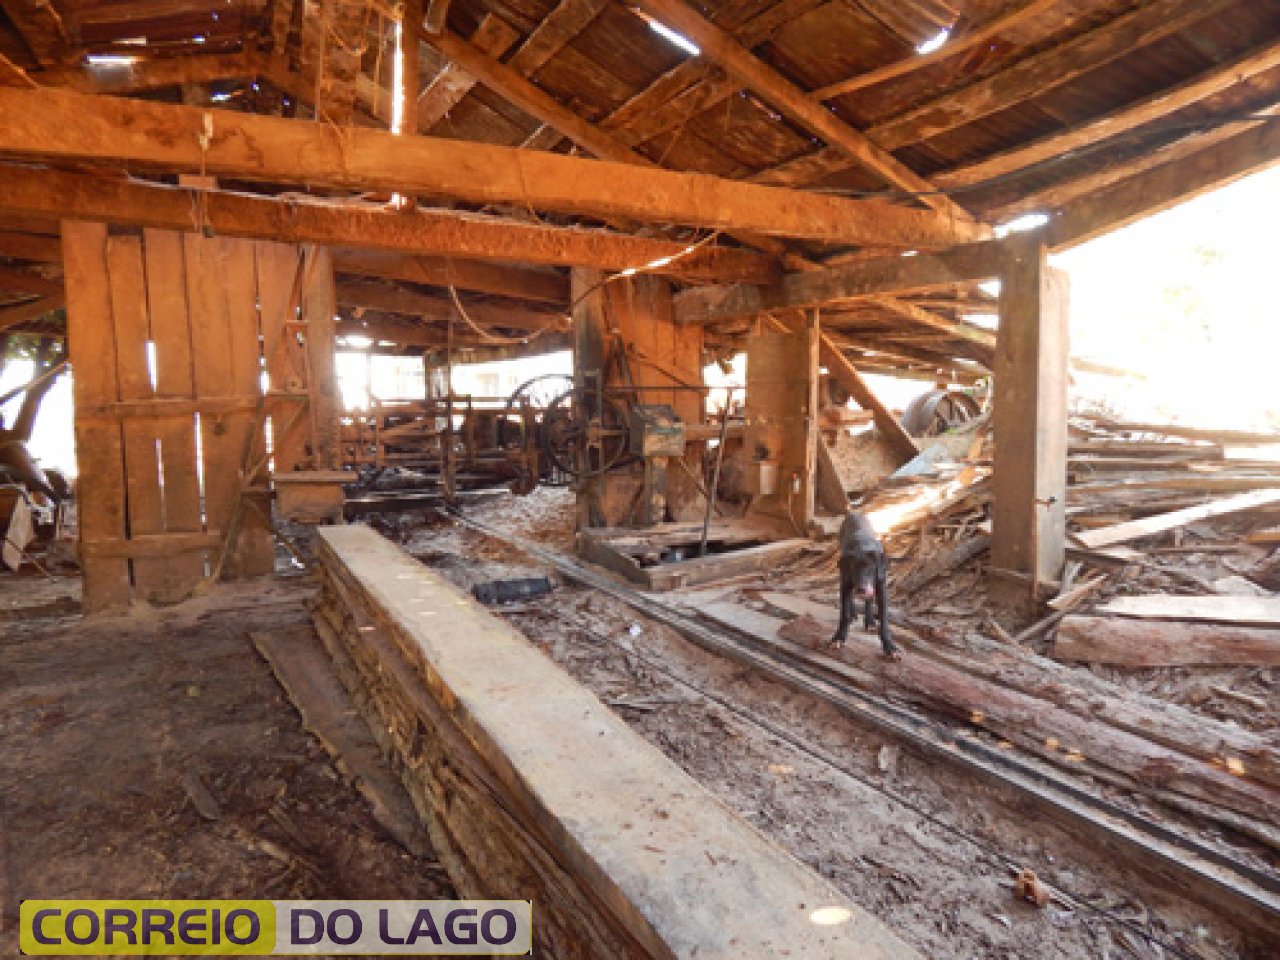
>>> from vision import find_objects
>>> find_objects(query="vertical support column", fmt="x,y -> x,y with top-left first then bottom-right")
991,235 -> 1069,604
744,311 -> 818,535
302,245 -> 339,469
63,220 -> 130,612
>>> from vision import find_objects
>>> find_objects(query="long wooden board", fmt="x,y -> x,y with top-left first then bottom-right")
1071,488 -> 1280,548
1097,595 -> 1280,627
315,524 -> 918,960
1056,615 -> 1280,667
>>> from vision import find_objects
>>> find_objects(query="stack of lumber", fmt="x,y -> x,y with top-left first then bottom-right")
312,525 -> 918,960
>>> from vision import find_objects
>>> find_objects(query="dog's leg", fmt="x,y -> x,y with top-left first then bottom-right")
875,569 -> 897,658
831,566 -> 852,648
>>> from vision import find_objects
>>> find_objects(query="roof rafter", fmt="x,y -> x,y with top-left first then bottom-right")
629,0 -> 978,224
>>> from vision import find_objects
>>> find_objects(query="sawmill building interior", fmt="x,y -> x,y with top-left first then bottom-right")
2,0 -> 1280,956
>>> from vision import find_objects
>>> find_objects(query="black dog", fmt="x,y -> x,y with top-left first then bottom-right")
830,512 -> 897,657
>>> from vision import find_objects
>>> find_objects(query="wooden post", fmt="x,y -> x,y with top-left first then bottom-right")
744,311 -> 818,535
991,235 -> 1069,604
63,220 -> 131,611
302,245 -> 339,469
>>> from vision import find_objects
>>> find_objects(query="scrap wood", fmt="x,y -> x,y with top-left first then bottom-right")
1247,525 -> 1280,544
761,609 -> 1280,831
744,593 -> 1280,792
1056,616 -> 1280,668
1088,417 -> 1280,446
1071,488 -> 1280,549
1097,594 -> 1280,626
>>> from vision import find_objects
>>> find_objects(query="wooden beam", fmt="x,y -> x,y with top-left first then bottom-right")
628,0 -> 980,225
991,234 -> 1068,598
818,331 -> 918,463
507,0 -> 607,75
0,265 -> 61,297
813,0 -> 1061,100
38,52 -> 262,95
0,230 -> 60,261
0,0 -> 73,66
1047,117 -> 1280,250
1073,489 -> 1280,550
0,294 -> 62,332
674,240 -> 1007,326
876,0 -> 1236,150
415,14 -> 519,131
598,0 -> 825,150
335,279 -> 567,330
333,249 -> 567,303
936,37 -> 1280,190
984,102 -> 1280,223
401,0 -> 422,130
864,296 -> 995,354
422,29 -> 642,165
0,166 -> 776,282
0,87 -> 987,247
422,0 -> 452,35
337,316 -> 570,352
0,52 -> 35,87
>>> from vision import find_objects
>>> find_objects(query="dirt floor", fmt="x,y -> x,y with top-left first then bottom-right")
0,571 -> 451,956
400,487 -> 1273,960
0,485 -> 1273,959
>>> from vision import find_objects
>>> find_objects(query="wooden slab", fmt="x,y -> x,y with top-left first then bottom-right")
1056,615 -> 1280,667
316,524 -> 918,960
1072,488 -> 1280,549
1098,595 -> 1280,627
251,624 -> 428,855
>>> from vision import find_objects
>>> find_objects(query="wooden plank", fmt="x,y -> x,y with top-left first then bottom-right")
818,332 -> 917,464
507,0 -> 607,75
106,235 -> 169,601
629,0 -> 979,225
62,220 -> 130,610
302,245 -> 339,470
991,235 -> 1068,597
937,37 -> 1280,191
0,87 -> 989,248
1057,616 -> 1280,668
0,164 -> 778,283
142,228 -> 205,597
39,52 -> 262,95
256,240 -> 308,475
251,624 -> 428,854
184,233 -> 241,575
0,265 -> 63,297
224,238 -> 274,576
80,531 -> 223,559
1073,488 -> 1280,549
1096,596 -> 1280,627
315,525 -> 917,959
674,240 -> 1007,326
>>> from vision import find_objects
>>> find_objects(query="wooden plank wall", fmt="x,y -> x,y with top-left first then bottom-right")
64,226 -> 334,610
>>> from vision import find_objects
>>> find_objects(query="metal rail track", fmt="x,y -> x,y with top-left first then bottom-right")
447,511 -> 1280,938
